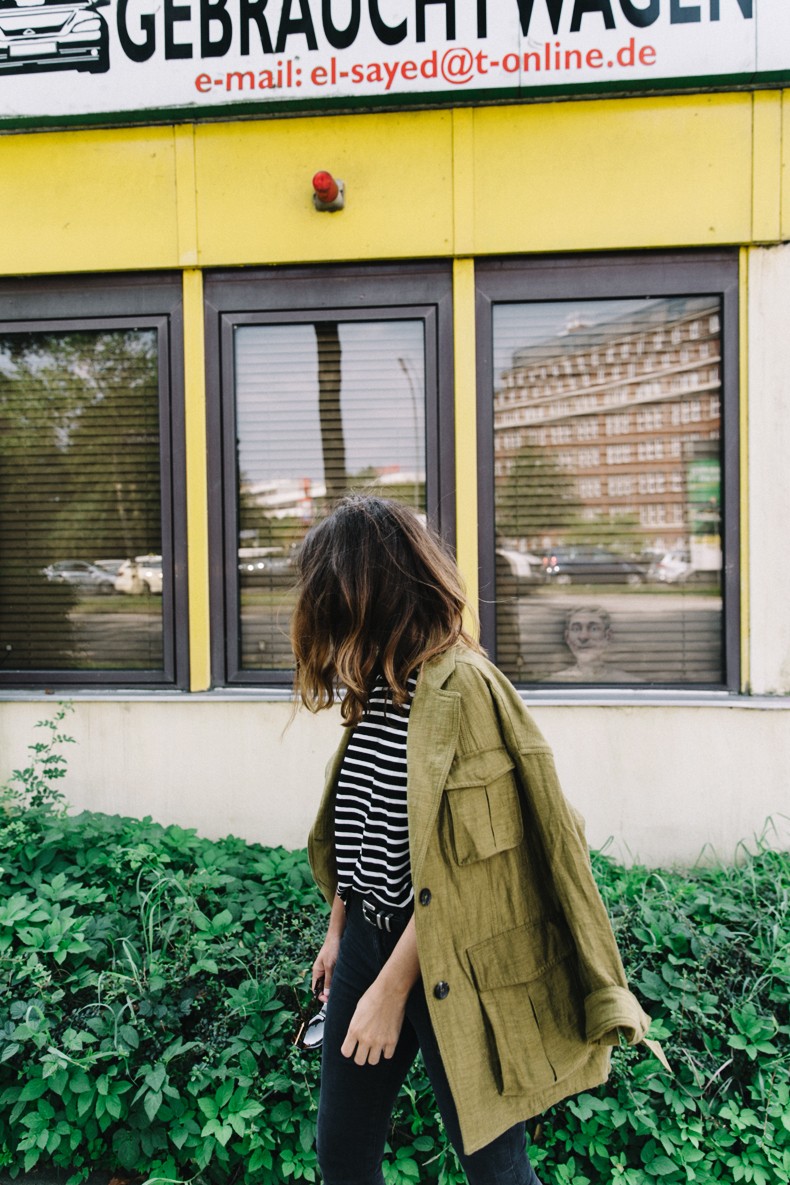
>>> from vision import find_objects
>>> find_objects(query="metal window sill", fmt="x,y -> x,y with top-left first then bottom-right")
0,687 -> 789,709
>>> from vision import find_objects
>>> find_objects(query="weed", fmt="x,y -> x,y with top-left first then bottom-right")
0,713 -> 787,1183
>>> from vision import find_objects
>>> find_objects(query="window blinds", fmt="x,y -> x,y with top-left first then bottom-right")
233,318 -> 426,670
492,296 -> 723,685
0,329 -> 163,673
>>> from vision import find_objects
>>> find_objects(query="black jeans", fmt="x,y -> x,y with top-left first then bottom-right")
316,893 -> 543,1185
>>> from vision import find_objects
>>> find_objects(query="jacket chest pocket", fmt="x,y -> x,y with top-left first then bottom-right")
445,751 -> 524,865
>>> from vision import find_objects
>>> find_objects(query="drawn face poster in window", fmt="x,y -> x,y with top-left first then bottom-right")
492,298 -> 723,686
233,319 -> 426,671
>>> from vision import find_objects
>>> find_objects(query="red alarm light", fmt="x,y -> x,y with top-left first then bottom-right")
312,171 -> 339,204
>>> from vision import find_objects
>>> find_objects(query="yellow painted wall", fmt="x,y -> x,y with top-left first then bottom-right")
473,95 -> 758,253
782,91 -> 790,240
0,91 -> 786,277
0,125 -> 183,274
0,91 -> 786,689
193,110 -> 455,264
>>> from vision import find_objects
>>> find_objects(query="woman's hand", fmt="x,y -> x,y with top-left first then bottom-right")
311,936 -> 340,1004
341,981 -> 407,1065
341,914 -> 421,1065
311,893 -> 347,1002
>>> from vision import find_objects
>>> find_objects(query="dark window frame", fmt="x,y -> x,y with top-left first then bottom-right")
0,273 -> 188,689
475,251 -> 740,692
204,263 -> 455,687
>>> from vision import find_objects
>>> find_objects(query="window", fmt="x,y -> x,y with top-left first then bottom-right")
205,265 -> 454,686
0,275 -> 187,687
476,254 -> 739,689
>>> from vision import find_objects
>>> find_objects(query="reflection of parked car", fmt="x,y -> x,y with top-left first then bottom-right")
0,0 -> 109,75
238,548 -> 294,585
42,559 -> 116,593
541,547 -> 647,586
647,550 -> 694,584
115,555 -> 163,595
92,558 -> 125,577
137,556 -> 162,594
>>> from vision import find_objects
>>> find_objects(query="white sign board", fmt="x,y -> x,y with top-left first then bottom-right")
0,0 -> 786,130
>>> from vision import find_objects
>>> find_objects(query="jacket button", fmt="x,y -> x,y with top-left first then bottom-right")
419,888 -> 432,906
433,981 -> 450,1000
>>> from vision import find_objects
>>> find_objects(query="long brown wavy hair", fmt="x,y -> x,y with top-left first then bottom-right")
291,496 -> 480,726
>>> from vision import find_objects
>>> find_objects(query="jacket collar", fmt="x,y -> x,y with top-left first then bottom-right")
417,643 -> 458,690
408,644 -> 461,884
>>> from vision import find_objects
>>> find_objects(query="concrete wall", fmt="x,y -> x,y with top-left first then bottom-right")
1,694 -> 788,867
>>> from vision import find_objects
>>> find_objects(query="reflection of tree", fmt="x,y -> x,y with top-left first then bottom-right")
345,467 -> 425,512
238,484 -> 276,548
561,511 -> 644,555
45,333 -> 160,558
497,444 -> 580,542
1,331 -> 160,558
0,330 -> 160,669
237,485 -> 306,555
315,323 -> 346,503
606,512 -> 644,555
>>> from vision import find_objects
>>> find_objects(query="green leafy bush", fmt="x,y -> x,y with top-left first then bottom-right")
0,715 -> 788,1184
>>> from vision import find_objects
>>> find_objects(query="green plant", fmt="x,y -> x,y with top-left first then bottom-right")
1,702 -> 74,812
0,802 -> 329,1184
521,846 -> 790,1185
0,714 -> 787,1184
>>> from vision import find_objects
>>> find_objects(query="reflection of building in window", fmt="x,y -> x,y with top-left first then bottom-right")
239,467 -> 426,525
493,300 -> 722,559
544,606 -> 642,683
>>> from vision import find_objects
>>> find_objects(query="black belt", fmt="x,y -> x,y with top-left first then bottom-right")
347,891 -> 412,933
362,899 -> 401,932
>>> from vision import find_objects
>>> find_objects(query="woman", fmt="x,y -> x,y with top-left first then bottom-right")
292,495 -> 652,1185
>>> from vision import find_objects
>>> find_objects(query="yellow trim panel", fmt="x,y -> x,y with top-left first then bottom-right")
0,126 -> 182,275
0,92 -> 785,278
452,258 -> 479,638
182,268 -> 212,692
752,91 -> 782,243
174,125 -> 200,267
192,110 -> 454,266
472,94 -> 754,254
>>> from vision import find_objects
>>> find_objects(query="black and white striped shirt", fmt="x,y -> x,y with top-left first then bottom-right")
335,674 -> 417,910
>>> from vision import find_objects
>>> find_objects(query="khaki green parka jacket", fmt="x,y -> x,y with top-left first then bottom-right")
308,644 -> 651,1156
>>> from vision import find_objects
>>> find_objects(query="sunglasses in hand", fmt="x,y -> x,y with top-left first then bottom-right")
294,977 -> 327,1052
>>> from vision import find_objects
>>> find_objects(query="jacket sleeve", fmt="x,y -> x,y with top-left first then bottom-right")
488,672 -> 652,1048
306,732 -> 350,908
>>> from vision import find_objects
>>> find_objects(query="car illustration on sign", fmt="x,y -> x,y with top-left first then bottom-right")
0,0 -> 108,74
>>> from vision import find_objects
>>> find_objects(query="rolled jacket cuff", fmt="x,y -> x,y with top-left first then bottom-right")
584,986 -> 652,1046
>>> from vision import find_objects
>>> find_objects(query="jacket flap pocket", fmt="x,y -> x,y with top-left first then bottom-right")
467,918 -> 573,991
445,762 -> 523,864
445,748 -> 514,789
